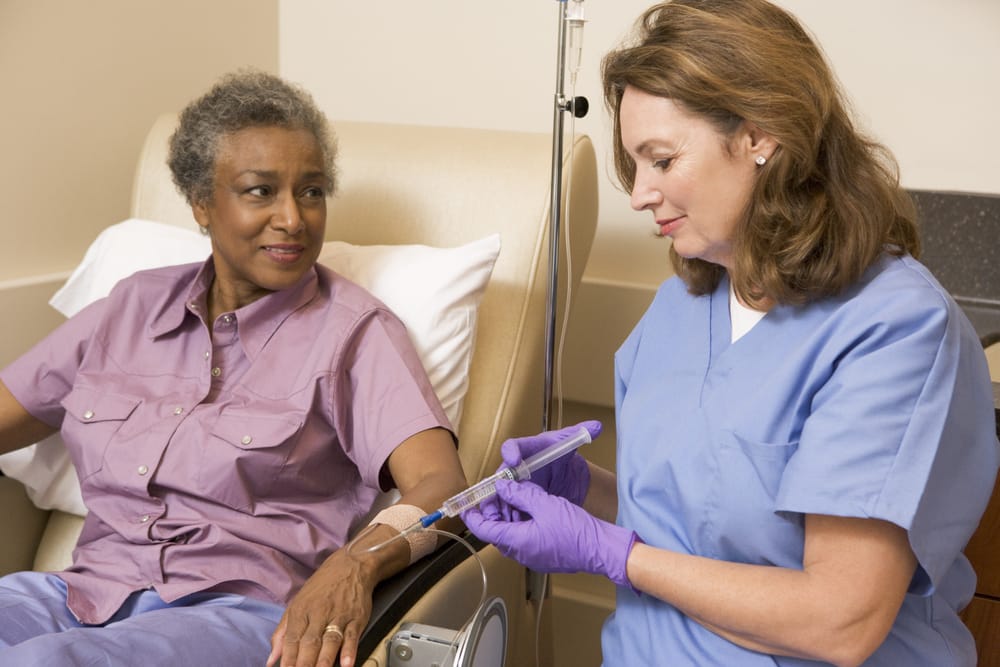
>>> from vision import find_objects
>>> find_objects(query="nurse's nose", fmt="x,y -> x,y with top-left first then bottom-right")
630,171 -> 662,212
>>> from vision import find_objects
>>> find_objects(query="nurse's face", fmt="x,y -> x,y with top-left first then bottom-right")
621,86 -> 769,271
193,125 -> 328,313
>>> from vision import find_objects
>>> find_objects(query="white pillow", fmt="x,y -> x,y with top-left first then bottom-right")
0,218 -> 500,517
48,218 -> 213,316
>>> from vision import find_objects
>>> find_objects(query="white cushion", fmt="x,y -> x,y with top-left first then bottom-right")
0,218 -> 499,517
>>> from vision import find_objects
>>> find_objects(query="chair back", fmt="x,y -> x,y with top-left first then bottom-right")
130,112 -> 600,484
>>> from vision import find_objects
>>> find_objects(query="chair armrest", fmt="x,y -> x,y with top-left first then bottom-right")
359,531 -> 486,660
0,474 -> 51,576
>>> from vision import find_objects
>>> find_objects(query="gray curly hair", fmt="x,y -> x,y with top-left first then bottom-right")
168,69 -> 337,206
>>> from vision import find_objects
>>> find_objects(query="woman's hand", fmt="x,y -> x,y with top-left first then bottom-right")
265,524 -> 405,667
266,427 -> 465,667
462,478 -> 638,587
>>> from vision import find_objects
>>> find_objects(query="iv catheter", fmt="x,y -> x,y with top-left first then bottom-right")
403,425 -> 592,535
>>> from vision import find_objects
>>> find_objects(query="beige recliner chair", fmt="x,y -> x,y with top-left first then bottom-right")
0,113 -> 598,666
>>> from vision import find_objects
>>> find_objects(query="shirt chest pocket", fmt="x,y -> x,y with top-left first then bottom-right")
198,411 -> 303,512
60,387 -> 141,481
708,430 -> 803,566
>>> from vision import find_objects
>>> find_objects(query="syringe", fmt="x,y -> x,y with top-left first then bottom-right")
404,425 -> 592,534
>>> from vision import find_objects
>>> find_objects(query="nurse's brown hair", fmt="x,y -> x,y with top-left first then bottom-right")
601,0 -> 919,306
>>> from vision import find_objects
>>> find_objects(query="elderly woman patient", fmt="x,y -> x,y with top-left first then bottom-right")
0,70 -> 467,667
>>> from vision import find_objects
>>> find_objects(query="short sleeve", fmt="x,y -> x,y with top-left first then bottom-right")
615,279 -> 682,415
615,313 -> 645,415
1,298 -> 107,427
776,273 -> 998,592
332,307 -> 453,490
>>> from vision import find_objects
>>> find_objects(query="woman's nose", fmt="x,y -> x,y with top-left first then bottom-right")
630,173 -> 660,212
271,195 -> 304,233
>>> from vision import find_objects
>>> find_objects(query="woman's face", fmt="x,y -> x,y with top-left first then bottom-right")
193,126 -> 328,311
620,85 -> 768,271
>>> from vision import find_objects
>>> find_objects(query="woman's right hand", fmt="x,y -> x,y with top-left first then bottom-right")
497,420 -> 601,507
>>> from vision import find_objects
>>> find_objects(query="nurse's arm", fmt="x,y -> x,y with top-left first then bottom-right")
625,513 -> 916,667
0,379 -> 57,456
582,462 -> 618,523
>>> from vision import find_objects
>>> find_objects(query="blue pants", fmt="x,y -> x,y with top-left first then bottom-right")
0,571 -> 284,666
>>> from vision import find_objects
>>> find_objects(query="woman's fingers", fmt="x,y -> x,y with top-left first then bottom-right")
314,620 -> 345,667
336,620 -> 362,667
265,618 -> 287,667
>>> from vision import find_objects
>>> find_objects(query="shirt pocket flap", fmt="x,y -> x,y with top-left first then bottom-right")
210,413 -> 303,450
60,387 -> 141,424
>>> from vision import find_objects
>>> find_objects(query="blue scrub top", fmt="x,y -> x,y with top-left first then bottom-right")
602,254 -> 998,666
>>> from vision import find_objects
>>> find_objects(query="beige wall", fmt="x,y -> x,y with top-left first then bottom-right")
3,2 -> 995,381
280,0 -> 1000,406
0,0 -> 279,285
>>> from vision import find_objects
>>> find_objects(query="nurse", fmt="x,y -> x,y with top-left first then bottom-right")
462,1 -> 999,665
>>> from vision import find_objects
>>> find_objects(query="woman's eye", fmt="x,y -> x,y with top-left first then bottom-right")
301,186 -> 326,199
248,185 -> 272,197
652,158 -> 673,171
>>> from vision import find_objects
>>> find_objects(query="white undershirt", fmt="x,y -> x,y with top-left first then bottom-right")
729,282 -> 767,342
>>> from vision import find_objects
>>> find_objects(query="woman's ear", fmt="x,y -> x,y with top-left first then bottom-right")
191,201 -> 210,233
745,122 -> 778,162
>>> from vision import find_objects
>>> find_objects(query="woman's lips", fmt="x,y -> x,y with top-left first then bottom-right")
656,216 -> 684,236
262,244 -> 305,264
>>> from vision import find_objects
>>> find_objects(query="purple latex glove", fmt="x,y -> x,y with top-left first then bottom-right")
499,420 -> 601,506
462,478 -> 638,588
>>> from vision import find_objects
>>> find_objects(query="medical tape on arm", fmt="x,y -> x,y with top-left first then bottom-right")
369,504 -> 437,564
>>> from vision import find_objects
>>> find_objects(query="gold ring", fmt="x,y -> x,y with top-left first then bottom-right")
323,624 -> 344,640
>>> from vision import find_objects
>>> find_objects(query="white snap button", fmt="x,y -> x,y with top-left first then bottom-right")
173,406 -> 183,415
137,465 -> 149,475
83,410 -> 94,420
211,367 -> 221,377
140,514 -> 150,523
241,435 -> 253,445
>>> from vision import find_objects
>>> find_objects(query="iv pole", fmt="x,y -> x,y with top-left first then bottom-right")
543,0 -> 588,433
531,0 -> 588,606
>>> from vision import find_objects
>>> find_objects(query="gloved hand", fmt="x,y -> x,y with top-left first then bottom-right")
462,478 -> 638,588
499,420 -> 601,506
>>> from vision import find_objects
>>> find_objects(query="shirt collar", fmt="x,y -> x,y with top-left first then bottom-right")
148,258 -> 321,360
234,268 -> 320,360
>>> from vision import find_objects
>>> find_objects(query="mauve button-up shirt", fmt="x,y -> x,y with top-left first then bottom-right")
1,259 -> 452,625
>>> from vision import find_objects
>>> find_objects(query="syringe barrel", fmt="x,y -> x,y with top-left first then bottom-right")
439,467 -> 516,517
513,425 -> 591,481
436,426 -> 592,518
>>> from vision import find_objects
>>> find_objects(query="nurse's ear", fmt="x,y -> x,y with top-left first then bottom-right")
742,121 -> 778,165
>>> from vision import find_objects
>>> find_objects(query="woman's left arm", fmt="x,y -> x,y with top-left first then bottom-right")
627,513 -> 917,667
268,427 -> 466,667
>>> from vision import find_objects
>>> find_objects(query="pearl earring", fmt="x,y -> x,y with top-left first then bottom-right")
755,155 -> 767,166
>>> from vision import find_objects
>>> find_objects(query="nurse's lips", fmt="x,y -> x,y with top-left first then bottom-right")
656,216 -> 684,236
